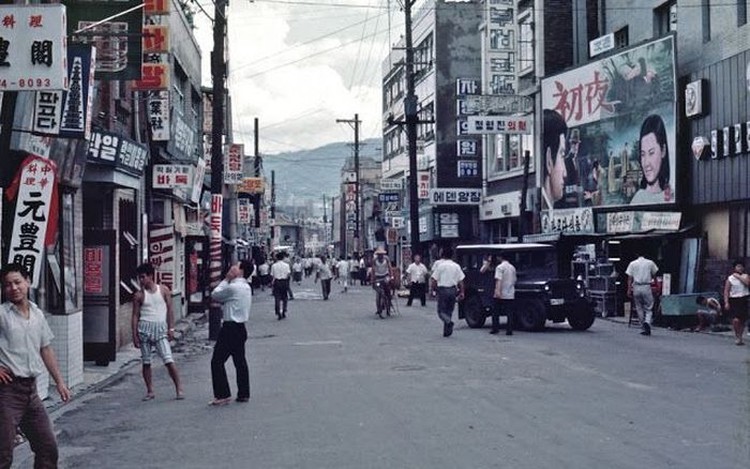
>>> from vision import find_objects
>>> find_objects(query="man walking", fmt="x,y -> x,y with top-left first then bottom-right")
337,256 -> 351,293
316,255 -> 333,300
271,252 -> 291,320
405,254 -> 429,307
132,264 -> 184,400
491,253 -> 517,335
0,264 -> 71,468
430,247 -> 465,337
626,253 -> 659,336
209,261 -> 253,406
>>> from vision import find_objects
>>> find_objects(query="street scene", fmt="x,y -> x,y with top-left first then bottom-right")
2,1 -> 750,468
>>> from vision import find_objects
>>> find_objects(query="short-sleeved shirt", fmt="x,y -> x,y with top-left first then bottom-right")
495,260 -> 517,299
211,278 -> 252,323
270,261 -> 291,280
431,260 -> 465,287
372,258 -> 390,278
625,256 -> 658,285
0,301 -> 54,378
337,260 -> 350,276
406,262 -> 428,284
318,262 -> 333,280
727,274 -> 750,298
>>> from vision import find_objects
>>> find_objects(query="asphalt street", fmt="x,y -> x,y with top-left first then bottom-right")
16,276 -> 750,469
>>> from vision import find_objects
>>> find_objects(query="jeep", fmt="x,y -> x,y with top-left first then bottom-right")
456,243 -> 596,331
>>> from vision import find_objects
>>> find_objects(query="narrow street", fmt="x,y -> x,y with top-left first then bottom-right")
22,276 -> 750,469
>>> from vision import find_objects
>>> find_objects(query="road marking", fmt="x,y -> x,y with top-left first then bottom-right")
293,340 -> 343,346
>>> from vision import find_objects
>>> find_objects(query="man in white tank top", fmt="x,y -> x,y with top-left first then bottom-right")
132,263 -> 184,401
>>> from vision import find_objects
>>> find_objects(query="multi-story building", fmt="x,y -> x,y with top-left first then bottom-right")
382,0 -> 484,258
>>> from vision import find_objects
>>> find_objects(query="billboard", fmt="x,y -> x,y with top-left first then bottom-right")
541,36 -> 676,210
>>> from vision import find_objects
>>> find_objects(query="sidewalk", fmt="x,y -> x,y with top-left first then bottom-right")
601,314 -> 745,340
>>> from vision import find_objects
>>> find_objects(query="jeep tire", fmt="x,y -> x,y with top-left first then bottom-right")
567,299 -> 596,331
515,299 -> 546,331
463,294 -> 486,328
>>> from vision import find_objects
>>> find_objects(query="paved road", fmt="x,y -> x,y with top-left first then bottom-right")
17,277 -> 750,468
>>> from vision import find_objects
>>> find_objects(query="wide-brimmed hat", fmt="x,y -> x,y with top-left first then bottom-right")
375,247 -> 386,255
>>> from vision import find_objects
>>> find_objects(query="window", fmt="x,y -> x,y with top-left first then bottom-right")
414,34 -> 434,80
490,129 -> 533,175
654,1 -> 677,36
702,0 -> 711,42
119,197 -> 138,305
739,0 -> 748,27
417,102 -> 434,142
517,10 -> 534,74
490,28 -> 514,51
614,26 -> 629,49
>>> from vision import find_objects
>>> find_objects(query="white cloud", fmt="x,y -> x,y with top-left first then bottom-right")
193,0 -> 403,154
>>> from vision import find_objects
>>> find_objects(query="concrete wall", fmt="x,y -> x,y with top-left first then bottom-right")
704,208 -> 729,259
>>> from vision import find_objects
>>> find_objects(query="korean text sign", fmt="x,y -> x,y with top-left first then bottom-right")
541,36 -> 676,210
224,144 -> 244,184
0,5 -> 68,91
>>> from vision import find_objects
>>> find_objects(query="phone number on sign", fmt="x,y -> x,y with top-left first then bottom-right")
0,78 -> 53,89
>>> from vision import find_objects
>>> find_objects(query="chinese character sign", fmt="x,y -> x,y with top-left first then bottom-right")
60,43 -> 96,139
6,156 -> 58,287
224,144 -> 244,184
417,171 -> 430,199
0,5 -> 68,91
541,208 -> 594,235
541,36 -> 676,210
147,90 -> 170,141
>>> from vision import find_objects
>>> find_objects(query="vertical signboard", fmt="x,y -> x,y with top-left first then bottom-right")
147,90 -> 170,141
149,225 -> 174,290
541,36 -> 676,210
224,144 -> 244,184
60,44 -> 96,139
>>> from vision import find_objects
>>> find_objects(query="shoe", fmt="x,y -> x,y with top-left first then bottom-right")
641,323 -> 651,336
443,321 -> 454,337
236,397 -> 249,403
489,329 -> 499,335
277,314 -> 282,321
142,393 -> 155,401
282,312 -> 287,319
208,397 -> 232,406
377,312 -> 383,319
175,392 -> 185,400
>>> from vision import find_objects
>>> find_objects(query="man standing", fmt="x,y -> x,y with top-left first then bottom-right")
626,253 -> 659,336
132,263 -> 184,400
0,264 -> 71,468
491,253 -> 517,335
209,261 -> 253,406
337,256 -> 351,293
316,255 -> 333,300
271,252 -> 291,320
405,254 -> 429,307
430,247 -> 465,337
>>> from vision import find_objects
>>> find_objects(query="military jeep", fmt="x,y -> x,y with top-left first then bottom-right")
456,243 -> 596,331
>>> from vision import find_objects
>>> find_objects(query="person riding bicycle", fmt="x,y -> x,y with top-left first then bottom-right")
371,247 -> 392,318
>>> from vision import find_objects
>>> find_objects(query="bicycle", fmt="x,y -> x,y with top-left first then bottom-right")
374,278 -> 394,318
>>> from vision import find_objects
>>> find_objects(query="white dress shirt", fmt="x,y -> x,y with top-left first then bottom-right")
211,278 -> 252,323
431,260 -> 465,287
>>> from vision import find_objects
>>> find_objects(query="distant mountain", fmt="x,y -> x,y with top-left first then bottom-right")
262,138 -> 381,208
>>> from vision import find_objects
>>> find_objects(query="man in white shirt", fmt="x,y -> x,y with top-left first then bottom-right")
271,252 -> 292,319
209,260 -> 253,405
430,247 -> 465,337
316,255 -> 333,300
626,253 -> 659,336
337,256 -> 351,293
405,254 -> 429,307
492,253 -> 517,335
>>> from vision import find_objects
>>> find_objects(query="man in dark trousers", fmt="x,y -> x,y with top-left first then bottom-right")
0,263 -> 71,468
208,260 -> 253,405
491,252 -> 517,335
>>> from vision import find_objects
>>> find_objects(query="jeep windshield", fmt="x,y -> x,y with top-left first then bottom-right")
456,244 -> 559,280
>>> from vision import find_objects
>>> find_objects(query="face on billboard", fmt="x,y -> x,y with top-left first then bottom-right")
541,36 -> 676,209
546,134 -> 567,202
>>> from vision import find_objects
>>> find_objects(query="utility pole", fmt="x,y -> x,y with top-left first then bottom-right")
253,117 -> 261,229
270,170 -> 276,245
208,0 -> 227,340
404,0 -> 421,253
336,114 -> 361,254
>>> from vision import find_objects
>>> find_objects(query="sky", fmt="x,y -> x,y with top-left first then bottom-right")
192,0 -> 406,155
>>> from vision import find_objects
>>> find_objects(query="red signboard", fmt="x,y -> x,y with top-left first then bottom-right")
83,247 -> 104,294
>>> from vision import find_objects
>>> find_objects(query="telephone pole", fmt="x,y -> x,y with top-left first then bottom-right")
336,114 -> 361,254
208,0 -> 227,340
404,0 -> 421,253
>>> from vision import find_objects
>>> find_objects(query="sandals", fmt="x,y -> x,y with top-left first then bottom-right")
208,397 -> 232,406
142,393 -> 155,401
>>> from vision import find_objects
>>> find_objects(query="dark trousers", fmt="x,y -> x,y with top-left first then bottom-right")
321,278 -> 331,299
407,282 -> 426,306
211,322 -> 249,400
0,378 -> 58,469
436,286 -> 458,324
273,280 -> 289,317
492,298 -> 514,334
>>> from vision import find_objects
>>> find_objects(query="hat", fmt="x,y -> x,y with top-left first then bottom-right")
569,128 -> 580,143
375,247 -> 386,255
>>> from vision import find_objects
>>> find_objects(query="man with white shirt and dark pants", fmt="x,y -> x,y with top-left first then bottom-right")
491,253 -> 517,335
626,252 -> 659,336
430,247 -> 465,337
209,260 -> 253,405
271,252 -> 292,319
405,254 -> 429,307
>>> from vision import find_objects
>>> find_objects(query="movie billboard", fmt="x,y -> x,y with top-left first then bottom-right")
541,36 -> 676,210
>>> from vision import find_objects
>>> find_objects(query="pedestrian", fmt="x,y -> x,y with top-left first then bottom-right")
405,254 -> 429,307
316,255 -> 333,300
0,263 -> 71,469
257,260 -> 270,292
283,252 -> 295,300
491,253 -> 517,335
429,247 -> 465,337
359,256 -> 368,285
371,248 -> 392,317
292,258 -> 303,285
723,259 -> 749,346
271,252 -> 291,320
132,263 -> 184,400
208,261 -> 253,406
337,256 -> 351,293
625,252 -> 659,336
350,255 -> 360,285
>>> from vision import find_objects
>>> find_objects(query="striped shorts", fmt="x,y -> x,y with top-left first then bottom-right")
137,320 -> 174,365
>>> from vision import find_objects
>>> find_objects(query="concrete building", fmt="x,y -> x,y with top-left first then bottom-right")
382,0 -> 484,258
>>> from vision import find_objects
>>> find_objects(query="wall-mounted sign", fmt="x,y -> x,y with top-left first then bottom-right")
457,160 -> 479,177
0,5 -> 69,91
133,63 -> 170,90
479,191 -> 521,221
429,188 -> 481,205
685,79 -> 705,118
465,115 -> 531,134
142,25 -> 169,53
237,177 -> 264,194
606,211 -> 635,233
417,171 -> 430,199
147,90 -> 170,141
461,94 -> 534,115
32,91 -> 63,135
640,211 -> 681,231
541,208 -> 594,234
153,164 -> 192,188
437,212 -> 460,238
224,144 -> 244,184
144,0 -> 170,15
87,130 -> 148,176
60,44 -> 96,139
457,139 -> 478,156
380,179 -> 402,191
237,198 -> 253,225
589,33 -> 615,58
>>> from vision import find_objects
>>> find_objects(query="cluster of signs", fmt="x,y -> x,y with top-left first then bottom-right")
539,207 -> 682,235
454,79 -> 482,181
